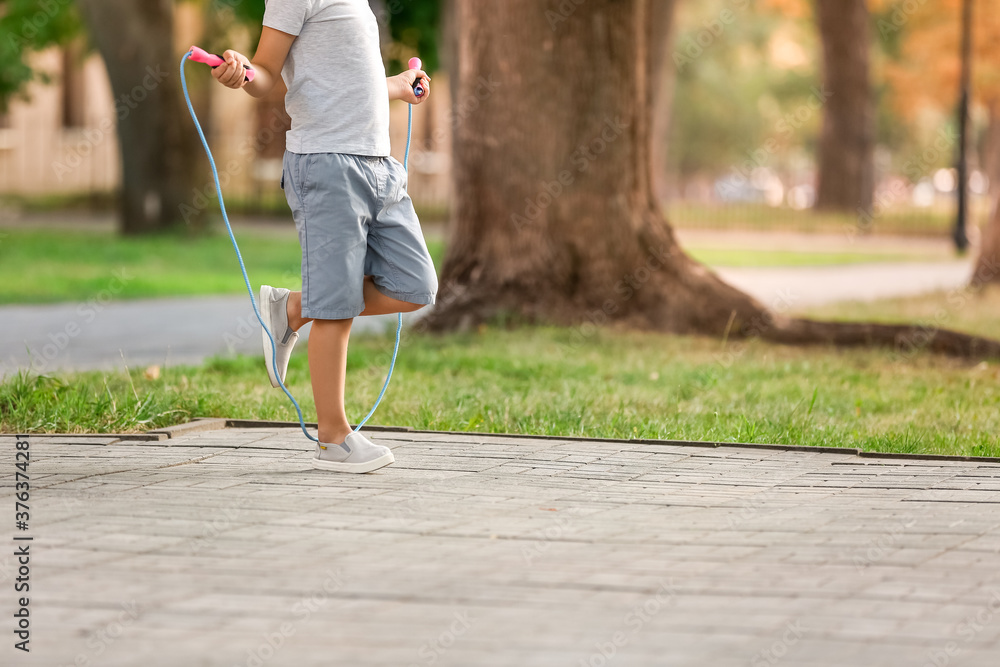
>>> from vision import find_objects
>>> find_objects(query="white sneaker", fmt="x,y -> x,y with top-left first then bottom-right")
312,432 -> 395,474
259,285 -> 299,388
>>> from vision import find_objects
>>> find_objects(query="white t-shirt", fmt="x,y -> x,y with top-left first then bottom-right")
264,0 -> 390,156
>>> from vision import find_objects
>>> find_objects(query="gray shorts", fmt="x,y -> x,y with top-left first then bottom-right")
281,151 -> 438,320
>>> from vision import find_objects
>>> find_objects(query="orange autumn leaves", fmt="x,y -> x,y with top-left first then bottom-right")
883,0 -> 1000,118
762,0 -> 1000,117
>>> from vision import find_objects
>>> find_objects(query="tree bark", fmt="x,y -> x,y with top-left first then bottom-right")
440,0 -> 459,103
423,0 -> 1000,360
985,103 -> 1000,199
972,104 -> 1000,288
77,0 -> 206,235
648,0 -> 677,206
814,0 -> 875,219
971,202 -> 1000,288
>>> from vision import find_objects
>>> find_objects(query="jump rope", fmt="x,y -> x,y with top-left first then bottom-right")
181,47 -> 426,443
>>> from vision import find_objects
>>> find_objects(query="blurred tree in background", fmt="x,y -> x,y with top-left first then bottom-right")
77,0 -> 208,236
879,0 -> 1000,284
813,0 -> 875,218
671,0 -> 919,218
668,0 -> 820,191
0,0 -> 81,110
884,0 -> 1000,189
1,0 -> 997,253
426,0 -> 1000,357
0,0 -> 440,235
2,0 -> 209,234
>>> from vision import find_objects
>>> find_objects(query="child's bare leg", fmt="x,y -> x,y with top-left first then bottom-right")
285,281 -> 420,329
285,281 -> 421,445
286,291 -> 312,331
308,318 -> 354,445
359,276 -> 426,316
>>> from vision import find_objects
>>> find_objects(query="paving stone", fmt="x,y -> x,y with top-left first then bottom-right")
4,429 -> 1000,666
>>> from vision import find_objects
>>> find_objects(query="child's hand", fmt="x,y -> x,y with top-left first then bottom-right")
212,50 -> 252,89
391,69 -> 431,104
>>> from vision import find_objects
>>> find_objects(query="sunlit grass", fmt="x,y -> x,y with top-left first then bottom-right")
4,321 -> 998,457
668,201 -> 992,236
0,228 -> 445,304
686,247 -> 936,267
4,227 -> 998,457
0,226 -> 950,304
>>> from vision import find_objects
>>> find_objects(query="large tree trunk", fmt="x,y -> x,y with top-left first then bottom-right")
77,0 -> 206,235
972,104 -> 1000,288
985,103 -> 1000,199
424,0 -> 1000,360
440,0 -> 459,103
972,201 -> 1000,288
973,164 -> 1000,288
814,0 -> 875,218
648,0 -> 677,206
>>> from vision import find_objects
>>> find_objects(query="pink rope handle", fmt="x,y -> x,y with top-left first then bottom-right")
409,57 -> 425,97
188,46 -> 256,82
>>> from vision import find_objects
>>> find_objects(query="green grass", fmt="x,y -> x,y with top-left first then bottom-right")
667,201 -> 992,236
0,192 -> 116,212
803,290 -> 1000,341
4,289 -> 1000,457
1,192 -> 450,222
685,247 -> 933,267
4,226 -> 998,457
0,229 -> 445,304
2,194 -> 976,237
0,226 -> 945,304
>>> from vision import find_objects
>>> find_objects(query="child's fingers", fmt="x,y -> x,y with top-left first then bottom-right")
211,60 -> 234,85
223,49 -> 248,67
218,50 -> 248,87
224,63 -> 245,87
207,50 -> 247,89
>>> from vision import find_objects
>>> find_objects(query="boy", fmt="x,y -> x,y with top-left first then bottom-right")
211,0 -> 437,474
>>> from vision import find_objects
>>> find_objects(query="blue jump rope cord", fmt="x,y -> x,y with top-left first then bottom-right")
180,51 -> 405,443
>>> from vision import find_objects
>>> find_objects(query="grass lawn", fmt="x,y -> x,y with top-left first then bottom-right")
803,291 -> 1000,341
668,201 -> 993,236
0,227 -> 949,304
0,228 -> 446,304
3,289 -> 999,457
0,228 -> 303,304
685,247 -> 936,267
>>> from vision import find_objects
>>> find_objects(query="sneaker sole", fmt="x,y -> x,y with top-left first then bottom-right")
259,285 -> 282,388
310,450 -> 395,474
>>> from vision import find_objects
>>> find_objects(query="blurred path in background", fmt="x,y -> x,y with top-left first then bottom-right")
717,261 -> 972,308
0,222 -> 975,375
674,228 -> 974,307
0,297 -> 414,376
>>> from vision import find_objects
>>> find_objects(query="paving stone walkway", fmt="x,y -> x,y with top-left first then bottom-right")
3,424 -> 1000,666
